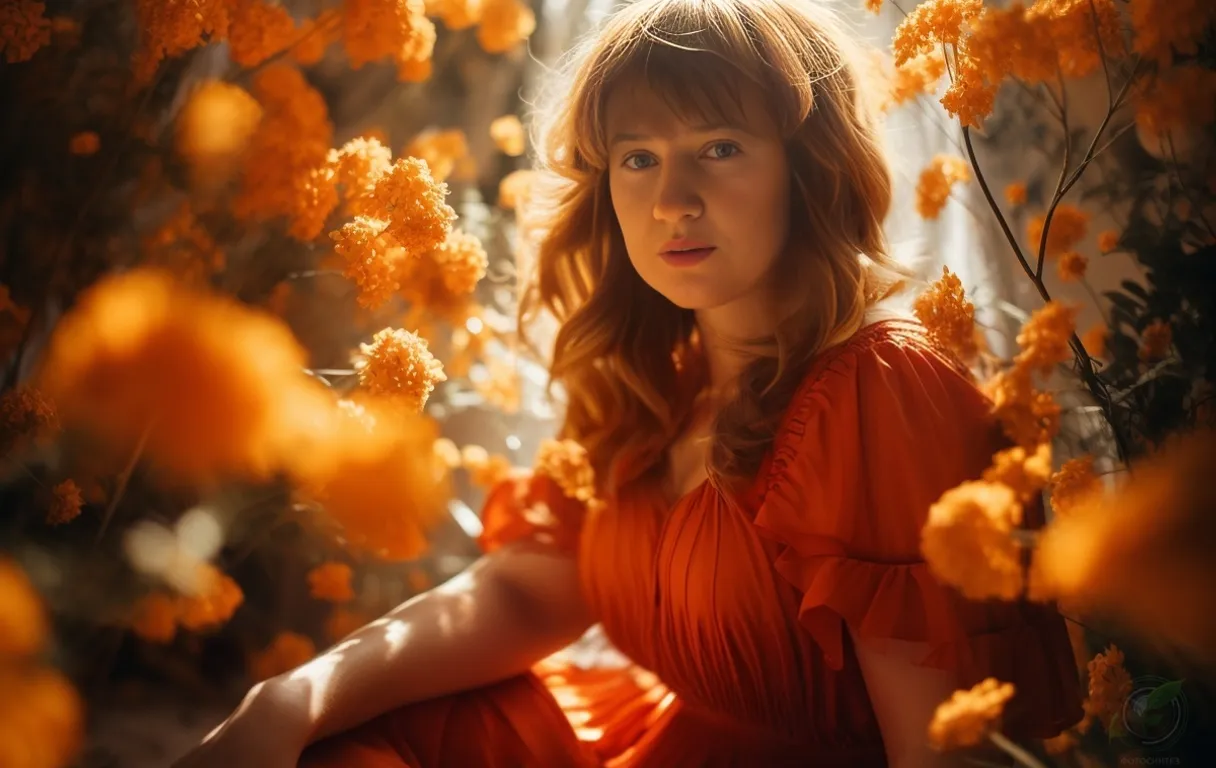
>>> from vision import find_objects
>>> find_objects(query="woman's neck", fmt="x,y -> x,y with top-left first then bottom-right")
694,299 -> 778,393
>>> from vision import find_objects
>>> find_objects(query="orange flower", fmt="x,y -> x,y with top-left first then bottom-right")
175,80 -> 262,193
490,114 -> 526,157
922,481 -> 1025,601
1139,318 -> 1172,362
1029,0 -> 1125,79
68,131 -> 99,156
535,439 -> 597,502
883,50 -> 946,110
915,154 -> 971,219
1015,301 -> 1077,375
249,632 -> 316,682
928,677 -> 1016,750
1029,430 -> 1216,656
1081,323 -> 1108,358
1134,65 -> 1216,142
1096,230 -> 1119,253
982,443 -> 1052,505
965,2 -> 1057,86
131,0 -> 231,85
1027,204 -> 1090,258
1129,0 -> 1216,66
233,64 -> 333,236
357,328 -> 446,412
473,358 -> 523,413
0,386 -> 59,459
307,562 -> 355,603
940,48 -> 998,128
476,0 -> 535,54
404,128 -> 474,184
0,0 -> 51,63
1049,456 -> 1101,517
227,0 -> 297,66
498,168 -> 537,210
1004,181 -> 1027,206
324,606 -> 372,643
176,565 -> 244,632
36,269 -> 333,485
398,229 -> 489,323
461,444 -> 513,488
0,666 -> 84,768
343,0 -> 436,75
892,0 -> 983,66
46,480 -> 83,526
1055,251 -> 1088,282
291,402 -> 449,560
984,366 -> 1061,449
130,593 -> 178,644
912,266 -> 978,364
141,200 -> 226,286
864,0 -> 883,13
1083,645 -> 1133,729
0,558 -> 48,658
430,0 -> 483,30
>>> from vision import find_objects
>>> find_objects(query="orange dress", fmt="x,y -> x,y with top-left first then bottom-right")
300,319 -> 1084,768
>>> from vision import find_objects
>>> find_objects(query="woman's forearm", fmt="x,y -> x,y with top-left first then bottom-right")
262,542 -> 593,745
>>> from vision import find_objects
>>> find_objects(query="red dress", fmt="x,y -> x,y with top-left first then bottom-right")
300,319 -> 1084,767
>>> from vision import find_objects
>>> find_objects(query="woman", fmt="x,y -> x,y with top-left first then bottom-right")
173,1 -> 1083,765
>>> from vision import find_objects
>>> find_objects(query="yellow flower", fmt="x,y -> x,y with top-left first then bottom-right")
1015,301 -> 1077,376
490,114 -> 526,157
535,438 -> 597,502
1055,251 -> 1088,282
1027,203 -> 1090,258
249,632 -> 316,682
1049,456 -> 1101,517
358,328 -> 447,412
915,154 -> 971,219
0,0 -> 51,63
46,480 -> 83,526
928,678 -> 1016,750
912,266 -> 977,364
476,0 -> 535,54
1004,181 -> 1027,206
1096,230 -> 1119,253
982,443 -> 1052,505
922,481 -> 1025,601
0,558 -> 48,658
307,562 -> 355,603
1139,318 -> 1172,362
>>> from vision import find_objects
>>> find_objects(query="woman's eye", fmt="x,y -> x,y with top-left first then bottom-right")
707,142 -> 740,159
622,153 -> 656,170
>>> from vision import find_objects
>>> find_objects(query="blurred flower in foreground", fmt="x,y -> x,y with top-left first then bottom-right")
175,80 -> 263,193
1030,429 -> 1216,660
308,562 -> 355,603
921,480 -> 1025,601
490,114 -> 526,156
36,268 -> 327,485
0,559 -> 48,658
928,677 -> 1015,751
915,154 -> 970,219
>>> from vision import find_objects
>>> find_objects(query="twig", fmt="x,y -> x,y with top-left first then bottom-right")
988,732 -> 1048,768
93,419 -> 155,548
1087,0 -> 1114,104
1035,65 -> 1072,281
1165,134 -> 1216,240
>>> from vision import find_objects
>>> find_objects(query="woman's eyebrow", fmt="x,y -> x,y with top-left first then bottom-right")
609,123 -> 752,146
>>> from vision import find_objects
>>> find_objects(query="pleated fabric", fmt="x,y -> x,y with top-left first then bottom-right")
300,319 -> 1083,768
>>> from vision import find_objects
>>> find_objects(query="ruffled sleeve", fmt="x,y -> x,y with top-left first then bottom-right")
477,469 -> 587,554
753,321 -> 1083,738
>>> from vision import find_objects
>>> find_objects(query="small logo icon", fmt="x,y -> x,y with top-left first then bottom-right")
1110,676 -> 1188,752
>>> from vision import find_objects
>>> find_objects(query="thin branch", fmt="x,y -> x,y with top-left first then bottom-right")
93,419 -> 155,548
988,732 -> 1049,768
1087,0 -> 1114,104
1035,65 -> 1072,281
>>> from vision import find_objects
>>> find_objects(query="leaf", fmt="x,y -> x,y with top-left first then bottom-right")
1120,281 -> 1150,301
1108,712 -> 1127,741
1145,679 -> 1185,712
1105,291 -> 1143,315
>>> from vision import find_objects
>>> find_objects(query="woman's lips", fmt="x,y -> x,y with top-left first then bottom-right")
660,247 -> 716,266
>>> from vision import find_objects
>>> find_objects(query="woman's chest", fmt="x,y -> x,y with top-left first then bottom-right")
577,485 -> 810,701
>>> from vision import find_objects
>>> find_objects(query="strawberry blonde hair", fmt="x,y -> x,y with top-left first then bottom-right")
519,0 -> 910,496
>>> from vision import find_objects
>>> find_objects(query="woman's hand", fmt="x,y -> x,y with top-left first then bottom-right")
170,679 -> 311,768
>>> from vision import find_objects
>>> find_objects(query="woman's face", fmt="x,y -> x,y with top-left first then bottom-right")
605,83 -> 791,313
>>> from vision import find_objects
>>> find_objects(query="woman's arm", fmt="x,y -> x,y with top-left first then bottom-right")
183,539 -> 593,763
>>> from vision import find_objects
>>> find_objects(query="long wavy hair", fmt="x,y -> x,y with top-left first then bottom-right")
519,0 -> 910,497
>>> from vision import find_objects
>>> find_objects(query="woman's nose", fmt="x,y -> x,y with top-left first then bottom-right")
652,168 -> 703,223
